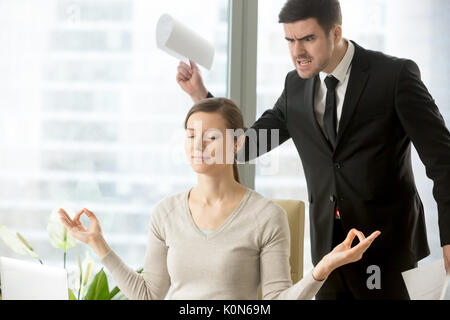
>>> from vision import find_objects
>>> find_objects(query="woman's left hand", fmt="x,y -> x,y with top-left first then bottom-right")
313,229 -> 381,281
328,228 -> 381,268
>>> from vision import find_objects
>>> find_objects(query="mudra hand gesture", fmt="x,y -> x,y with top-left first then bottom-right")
312,228 -> 381,281
58,208 -> 110,259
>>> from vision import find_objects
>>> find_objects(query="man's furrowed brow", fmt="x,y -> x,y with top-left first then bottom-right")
285,34 -> 315,41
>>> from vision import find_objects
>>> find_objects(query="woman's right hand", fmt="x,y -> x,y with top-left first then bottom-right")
176,60 -> 208,103
58,208 -> 103,246
59,208 -> 111,259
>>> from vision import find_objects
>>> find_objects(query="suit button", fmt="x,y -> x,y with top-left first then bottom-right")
330,195 -> 336,202
335,163 -> 342,169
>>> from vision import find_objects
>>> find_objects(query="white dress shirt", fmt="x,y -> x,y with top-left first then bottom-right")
314,39 -> 355,137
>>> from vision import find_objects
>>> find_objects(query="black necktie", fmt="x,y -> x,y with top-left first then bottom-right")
324,75 -> 339,149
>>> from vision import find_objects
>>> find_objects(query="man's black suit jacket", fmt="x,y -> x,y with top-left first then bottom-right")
210,41 -> 450,270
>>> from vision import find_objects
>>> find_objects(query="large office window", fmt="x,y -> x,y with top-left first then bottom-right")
0,0 -> 229,272
256,0 -> 450,274
1,0 -> 448,296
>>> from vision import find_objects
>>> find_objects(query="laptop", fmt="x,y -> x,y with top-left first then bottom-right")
0,256 -> 68,300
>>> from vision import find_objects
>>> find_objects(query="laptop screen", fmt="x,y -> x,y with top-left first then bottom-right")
0,257 -> 68,300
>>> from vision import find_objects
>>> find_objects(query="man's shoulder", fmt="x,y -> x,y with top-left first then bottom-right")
352,41 -> 415,73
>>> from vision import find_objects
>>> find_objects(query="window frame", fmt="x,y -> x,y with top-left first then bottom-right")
227,0 -> 258,189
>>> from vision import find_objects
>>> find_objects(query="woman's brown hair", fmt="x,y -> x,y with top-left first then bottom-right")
184,98 -> 245,183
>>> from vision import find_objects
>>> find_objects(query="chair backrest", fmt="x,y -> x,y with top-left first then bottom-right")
258,199 -> 305,299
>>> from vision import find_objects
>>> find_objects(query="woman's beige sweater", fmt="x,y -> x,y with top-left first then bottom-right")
101,188 -> 325,300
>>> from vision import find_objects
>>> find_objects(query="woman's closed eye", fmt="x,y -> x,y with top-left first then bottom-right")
186,135 -> 218,141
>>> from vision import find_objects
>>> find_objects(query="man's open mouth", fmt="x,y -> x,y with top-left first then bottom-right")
297,59 -> 312,66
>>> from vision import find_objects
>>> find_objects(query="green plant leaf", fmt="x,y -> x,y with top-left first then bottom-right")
111,291 -> 128,300
109,286 -> 121,300
68,288 -> 77,300
84,268 -> 110,300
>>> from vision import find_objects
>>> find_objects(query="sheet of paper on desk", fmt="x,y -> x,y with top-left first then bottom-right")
401,259 -> 448,300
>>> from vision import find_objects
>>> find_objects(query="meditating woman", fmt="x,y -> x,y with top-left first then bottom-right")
58,98 -> 380,300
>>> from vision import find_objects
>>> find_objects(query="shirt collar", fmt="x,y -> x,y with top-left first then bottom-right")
319,39 -> 355,84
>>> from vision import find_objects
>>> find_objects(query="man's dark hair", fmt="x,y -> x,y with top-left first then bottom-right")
279,0 -> 342,34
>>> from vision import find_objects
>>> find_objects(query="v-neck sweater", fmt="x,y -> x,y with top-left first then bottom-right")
100,188 -> 325,300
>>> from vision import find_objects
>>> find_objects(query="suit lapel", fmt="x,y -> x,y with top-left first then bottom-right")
335,41 -> 370,149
